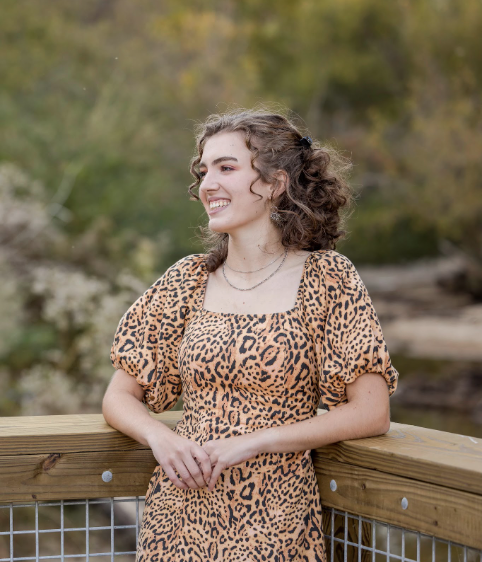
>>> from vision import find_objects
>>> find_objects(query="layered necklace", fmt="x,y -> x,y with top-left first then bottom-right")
222,248 -> 288,291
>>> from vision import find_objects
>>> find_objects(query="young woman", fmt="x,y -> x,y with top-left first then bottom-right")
102,107 -> 399,562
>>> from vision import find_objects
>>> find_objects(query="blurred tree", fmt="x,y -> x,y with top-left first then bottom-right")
0,163 -> 162,415
2,0 -> 480,271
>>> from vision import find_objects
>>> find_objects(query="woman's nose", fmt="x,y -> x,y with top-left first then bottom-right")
200,172 -> 219,192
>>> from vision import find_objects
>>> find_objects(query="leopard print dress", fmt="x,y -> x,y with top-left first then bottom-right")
110,249 -> 399,562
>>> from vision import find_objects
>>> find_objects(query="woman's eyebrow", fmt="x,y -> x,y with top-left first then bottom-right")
199,156 -> 238,168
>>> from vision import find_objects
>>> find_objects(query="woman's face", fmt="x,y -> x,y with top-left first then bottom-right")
198,131 -> 274,235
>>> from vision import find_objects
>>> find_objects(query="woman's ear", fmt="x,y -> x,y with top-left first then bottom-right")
271,170 -> 289,199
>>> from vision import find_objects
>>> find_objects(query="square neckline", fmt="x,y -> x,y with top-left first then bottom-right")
199,251 -> 315,317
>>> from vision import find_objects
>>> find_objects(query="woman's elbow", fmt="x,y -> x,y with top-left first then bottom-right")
102,372 -> 118,406
102,369 -> 144,416
346,373 -> 392,435
379,414 -> 391,435
375,399 -> 392,434
102,380 -> 117,421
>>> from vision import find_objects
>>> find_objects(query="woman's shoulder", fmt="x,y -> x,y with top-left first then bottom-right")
308,249 -> 356,284
166,253 -> 208,277
152,253 -> 207,290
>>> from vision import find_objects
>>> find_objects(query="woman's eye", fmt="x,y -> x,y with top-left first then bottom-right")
199,166 -> 233,179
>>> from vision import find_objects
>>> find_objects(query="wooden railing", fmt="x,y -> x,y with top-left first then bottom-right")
0,409 -> 481,550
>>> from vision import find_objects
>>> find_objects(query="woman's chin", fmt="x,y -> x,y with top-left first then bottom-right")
209,227 -> 228,234
208,217 -> 234,234
207,220 -> 229,234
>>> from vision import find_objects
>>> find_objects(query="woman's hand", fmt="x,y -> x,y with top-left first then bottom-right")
146,427 -> 213,490
147,426 -> 262,492
201,433 -> 260,492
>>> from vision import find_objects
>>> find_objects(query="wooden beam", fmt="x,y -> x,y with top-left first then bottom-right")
1,412 -> 480,495
313,421 -> 482,496
0,449 -> 156,502
315,457 -> 482,550
0,411 -> 481,548
0,412 -> 180,455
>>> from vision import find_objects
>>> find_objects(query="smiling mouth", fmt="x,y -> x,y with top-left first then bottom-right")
209,200 -> 231,211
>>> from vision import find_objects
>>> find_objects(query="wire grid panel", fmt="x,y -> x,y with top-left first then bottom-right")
0,497 -> 145,562
2,500 -> 482,561
323,507 -> 482,562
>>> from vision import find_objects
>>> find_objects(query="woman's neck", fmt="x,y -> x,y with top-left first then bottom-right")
225,231 -> 285,273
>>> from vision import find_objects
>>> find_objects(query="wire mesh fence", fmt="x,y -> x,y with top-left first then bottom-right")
0,498 -> 144,562
323,508 -> 482,562
1,498 -> 481,562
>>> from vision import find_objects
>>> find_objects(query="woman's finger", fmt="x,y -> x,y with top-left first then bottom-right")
193,447 -> 212,485
173,460 -> 202,489
183,455 -> 208,488
207,462 -> 224,492
163,464 -> 188,490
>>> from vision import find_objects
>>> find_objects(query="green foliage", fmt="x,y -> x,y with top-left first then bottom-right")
0,163 -> 162,415
1,0 -> 480,271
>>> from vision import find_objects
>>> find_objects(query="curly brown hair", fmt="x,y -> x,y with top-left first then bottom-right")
188,105 -> 354,272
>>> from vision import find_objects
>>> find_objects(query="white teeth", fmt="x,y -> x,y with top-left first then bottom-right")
209,200 -> 230,209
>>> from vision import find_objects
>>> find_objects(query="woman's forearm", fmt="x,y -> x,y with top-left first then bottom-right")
252,373 -> 391,455
102,385 -> 172,447
253,399 -> 388,456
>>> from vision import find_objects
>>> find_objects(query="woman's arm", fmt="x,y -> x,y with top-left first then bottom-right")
102,370 -> 212,489
102,369 -> 170,446
253,373 -> 391,455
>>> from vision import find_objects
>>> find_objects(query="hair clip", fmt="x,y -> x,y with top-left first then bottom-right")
299,136 -> 313,148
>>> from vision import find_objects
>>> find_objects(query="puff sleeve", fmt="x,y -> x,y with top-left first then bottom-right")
311,251 -> 399,411
110,259 -> 191,413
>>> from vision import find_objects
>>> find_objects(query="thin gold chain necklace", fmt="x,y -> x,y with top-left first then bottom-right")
222,248 -> 288,291
225,250 -> 285,274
